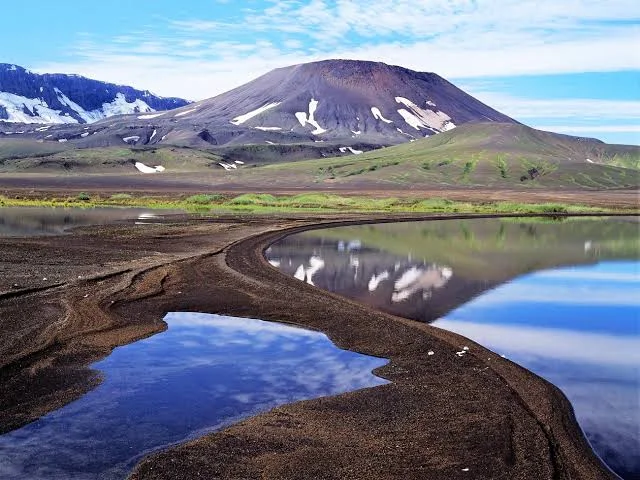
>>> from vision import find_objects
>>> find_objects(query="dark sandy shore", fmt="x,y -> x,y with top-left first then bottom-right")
0,212 -> 618,479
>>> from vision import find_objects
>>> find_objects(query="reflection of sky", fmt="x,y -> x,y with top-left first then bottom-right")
0,313 -> 387,480
434,261 -> 640,479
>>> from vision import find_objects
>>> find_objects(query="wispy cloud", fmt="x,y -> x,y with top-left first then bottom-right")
534,125 -> 640,134
31,0 -> 640,100
461,94 -> 640,121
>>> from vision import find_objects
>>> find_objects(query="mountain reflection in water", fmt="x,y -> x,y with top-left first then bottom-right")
266,217 -> 639,323
266,216 -> 639,479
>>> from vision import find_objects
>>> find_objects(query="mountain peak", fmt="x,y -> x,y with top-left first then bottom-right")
172,58 -> 516,145
0,63 -> 189,125
0,59 -> 517,155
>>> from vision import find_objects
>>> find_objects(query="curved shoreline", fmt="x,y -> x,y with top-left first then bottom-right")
131,214 -> 616,479
0,213 -> 621,479
241,218 -> 616,476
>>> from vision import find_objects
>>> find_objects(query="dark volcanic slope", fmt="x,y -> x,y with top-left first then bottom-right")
0,63 -> 189,124
166,59 -> 517,144
0,60 -> 517,150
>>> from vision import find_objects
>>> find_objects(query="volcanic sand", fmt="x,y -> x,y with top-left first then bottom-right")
0,211 -> 619,480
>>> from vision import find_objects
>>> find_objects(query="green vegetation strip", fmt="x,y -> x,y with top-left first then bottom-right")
0,192 -> 630,215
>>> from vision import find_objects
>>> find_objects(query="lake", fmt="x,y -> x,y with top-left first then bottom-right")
0,313 -> 387,480
266,216 -> 639,479
0,206 -> 183,237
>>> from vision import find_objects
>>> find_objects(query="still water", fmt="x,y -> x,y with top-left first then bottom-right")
0,313 -> 387,480
267,217 -> 640,479
0,206 -> 182,236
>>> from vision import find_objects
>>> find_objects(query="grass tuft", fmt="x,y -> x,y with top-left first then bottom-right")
229,193 -> 278,205
0,192 -> 628,215
110,193 -> 133,200
185,194 -> 224,204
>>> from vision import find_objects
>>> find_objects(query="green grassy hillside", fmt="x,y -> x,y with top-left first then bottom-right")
0,144 -> 223,173
0,138 -> 69,161
242,123 -> 639,189
1,123 -> 638,189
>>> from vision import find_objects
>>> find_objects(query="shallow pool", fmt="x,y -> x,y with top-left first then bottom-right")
0,206 -> 182,237
0,313 -> 388,480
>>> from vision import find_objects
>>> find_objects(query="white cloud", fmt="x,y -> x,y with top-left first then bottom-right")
534,125 -> 640,133
459,93 -> 640,121
29,0 -> 640,100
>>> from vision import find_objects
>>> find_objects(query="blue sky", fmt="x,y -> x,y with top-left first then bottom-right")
1,0 -> 638,144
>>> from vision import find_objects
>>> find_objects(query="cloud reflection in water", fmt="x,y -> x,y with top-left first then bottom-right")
434,261 -> 640,479
0,313 -> 388,480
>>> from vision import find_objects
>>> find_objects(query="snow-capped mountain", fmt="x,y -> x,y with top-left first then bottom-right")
0,63 -> 189,125
0,60 -> 516,151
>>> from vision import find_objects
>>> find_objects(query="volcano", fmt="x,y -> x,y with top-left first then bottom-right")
0,60 -> 517,152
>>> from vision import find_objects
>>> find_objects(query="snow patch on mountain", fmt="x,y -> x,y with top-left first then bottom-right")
0,92 -> 78,124
55,88 -> 98,123
135,162 -> 165,173
295,98 -> 326,135
255,126 -> 282,131
396,127 -> 416,139
230,102 -> 281,125
174,107 -> 199,117
102,93 -> 153,117
395,97 -> 455,132
371,107 -> 393,123
218,161 -> 240,170
0,90 -> 156,124
138,113 -> 165,119
347,147 -> 363,155
397,109 -> 424,130
123,135 -> 140,144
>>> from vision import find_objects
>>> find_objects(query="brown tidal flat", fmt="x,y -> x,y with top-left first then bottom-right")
0,212 -> 618,479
